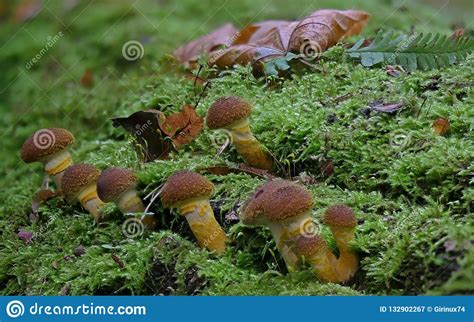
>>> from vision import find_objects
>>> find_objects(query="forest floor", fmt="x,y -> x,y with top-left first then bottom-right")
0,0 -> 472,295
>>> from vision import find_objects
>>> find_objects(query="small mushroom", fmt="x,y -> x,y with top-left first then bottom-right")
323,204 -> 359,282
294,235 -> 339,283
61,164 -> 104,222
21,128 -> 75,191
97,167 -> 157,229
241,180 -> 317,271
160,171 -> 228,254
206,96 -> 272,170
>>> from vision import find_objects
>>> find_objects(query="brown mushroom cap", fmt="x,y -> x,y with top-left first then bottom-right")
241,180 -> 293,224
21,128 -> 75,163
206,96 -> 252,129
97,168 -> 137,202
160,171 -> 214,207
262,184 -> 313,221
323,204 -> 357,228
294,235 -> 327,257
62,164 -> 101,202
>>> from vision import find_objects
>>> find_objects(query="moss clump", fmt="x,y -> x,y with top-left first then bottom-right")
0,0 -> 472,295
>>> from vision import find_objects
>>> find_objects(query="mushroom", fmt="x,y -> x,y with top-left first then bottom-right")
61,164 -> 104,222
323,204 -> 359,282
241,180 -> 317,271
160,171 -> 228,254
206,96 -> 272,170
97,167 -> 157,229
21,128 -> 75,191
294,235 -> 339,283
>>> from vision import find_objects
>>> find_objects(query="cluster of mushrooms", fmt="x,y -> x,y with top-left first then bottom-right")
21,96 -> 359,284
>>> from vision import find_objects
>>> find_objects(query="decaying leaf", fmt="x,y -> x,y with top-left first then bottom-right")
159,105 -> 204,149
174,23 -> 238,68
432,117 -> 450,135
175,10 -> 370,73
80,69 -> 94,87
112,106 -> 203,161
369,101 -> 403,114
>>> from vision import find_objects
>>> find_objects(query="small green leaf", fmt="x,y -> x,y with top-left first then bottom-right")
347,31 -> 474,71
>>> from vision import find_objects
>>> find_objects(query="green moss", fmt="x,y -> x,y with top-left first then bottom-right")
0,0 -> 472,295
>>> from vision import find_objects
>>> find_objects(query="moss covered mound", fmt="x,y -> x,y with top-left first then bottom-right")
0,0 -> 472,295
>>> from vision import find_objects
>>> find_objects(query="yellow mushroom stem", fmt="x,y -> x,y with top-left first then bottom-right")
177,197 -> 228,254
267,222 -> 300,271
43,150 -> 73,191
273,211 -> 316,271
117,189 -> 157,229
77,184 -> 104,222
228,118 -> 273,170
331,226 -> 359,282
302,244 -> 339,283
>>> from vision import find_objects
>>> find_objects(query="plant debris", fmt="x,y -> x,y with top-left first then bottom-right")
112,105 -> 203,161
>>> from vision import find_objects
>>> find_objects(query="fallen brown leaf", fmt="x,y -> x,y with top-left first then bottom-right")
175,9 -> 369,73
432,117 -> 450,135
159,104 -> 204,149
369,101 -> 403,114
80,69 -> 94,87
112,106 -> 203,161
174,23 -> 238,68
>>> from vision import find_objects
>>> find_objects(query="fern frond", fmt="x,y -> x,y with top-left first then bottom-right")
347,31 -> 474,71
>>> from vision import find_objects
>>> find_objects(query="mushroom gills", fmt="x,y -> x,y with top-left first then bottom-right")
177,196 -> 228,254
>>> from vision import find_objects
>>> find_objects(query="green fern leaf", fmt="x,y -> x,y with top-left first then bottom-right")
347,31 -> 474,71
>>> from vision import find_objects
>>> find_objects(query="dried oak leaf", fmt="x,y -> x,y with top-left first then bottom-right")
112,106 -> 203,162
175,10 -> 369,72
174,23 -> 238,68
159,104 -> 204,149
